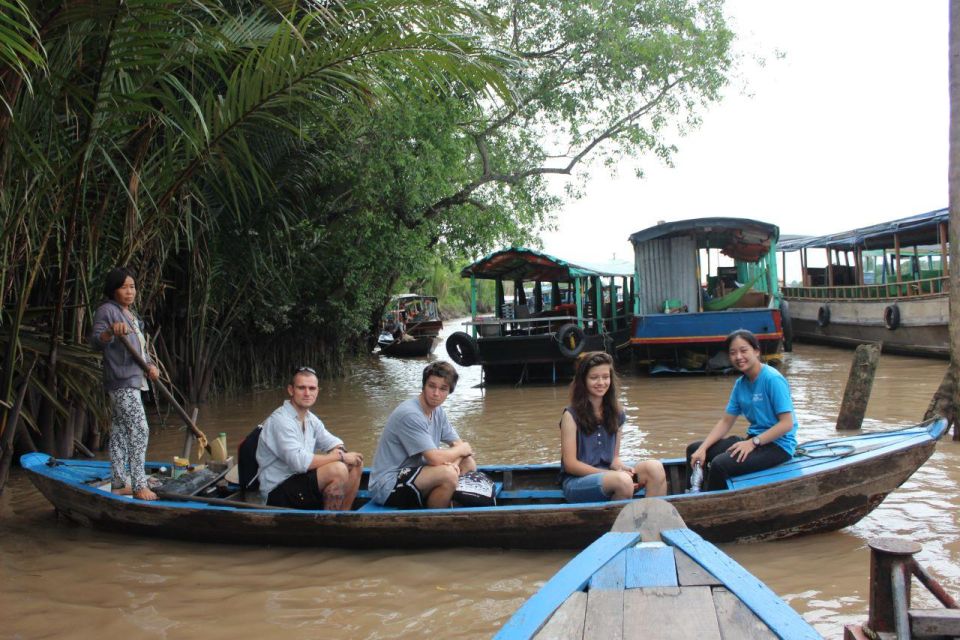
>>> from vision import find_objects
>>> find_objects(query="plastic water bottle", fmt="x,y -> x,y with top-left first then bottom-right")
688,461 -> 703,493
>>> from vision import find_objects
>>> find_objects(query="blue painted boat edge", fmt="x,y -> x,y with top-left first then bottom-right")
661,528 -> 821,640
493,531 -> 640,640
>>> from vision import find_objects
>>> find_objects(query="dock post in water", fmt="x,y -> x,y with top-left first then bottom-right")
835,343 -> 881,431
845,537 -> 960,640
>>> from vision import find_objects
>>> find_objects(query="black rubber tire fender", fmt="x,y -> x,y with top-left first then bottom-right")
445,331 -> 479,366
883,304 -> 901,330
556,323 -> 586,359
779,299 -> 794,352
816,305 -> 830,328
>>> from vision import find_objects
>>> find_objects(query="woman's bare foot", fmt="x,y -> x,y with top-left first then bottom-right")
133,487 -> 158,501
112,485 -> 133,495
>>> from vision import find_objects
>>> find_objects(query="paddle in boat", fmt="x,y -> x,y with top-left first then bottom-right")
495,499 -> 821,639
21,418 -> 948,549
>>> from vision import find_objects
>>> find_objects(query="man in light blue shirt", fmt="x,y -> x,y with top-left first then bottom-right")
256,367 -> 363,509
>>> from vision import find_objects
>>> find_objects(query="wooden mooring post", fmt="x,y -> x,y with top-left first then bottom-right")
836,343 -> 881,430
844,537 -> 960,640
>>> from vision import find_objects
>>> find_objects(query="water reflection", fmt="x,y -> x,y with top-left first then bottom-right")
1,323 -> 957,639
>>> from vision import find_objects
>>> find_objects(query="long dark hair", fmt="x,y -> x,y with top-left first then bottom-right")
568,351 -> 621,436
103,266 -> 136,300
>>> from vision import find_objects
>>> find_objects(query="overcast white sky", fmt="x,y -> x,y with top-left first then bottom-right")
541,1 -> 949,267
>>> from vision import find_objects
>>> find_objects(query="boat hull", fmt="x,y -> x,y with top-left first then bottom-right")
786,296 -> 948,358
378,335 -> 440,358
21,420 -> 946,549
629,309 -> 783,370
476,328 -> 630,383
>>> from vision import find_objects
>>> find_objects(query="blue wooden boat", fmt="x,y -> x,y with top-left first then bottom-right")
496,499 -> 821,639
628,218 -> 786,373
20,418 -> 947,549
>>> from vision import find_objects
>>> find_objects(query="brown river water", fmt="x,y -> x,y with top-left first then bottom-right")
2,321 -> 959,639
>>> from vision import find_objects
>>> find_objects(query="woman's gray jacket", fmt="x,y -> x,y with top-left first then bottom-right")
89,300 -> 152,391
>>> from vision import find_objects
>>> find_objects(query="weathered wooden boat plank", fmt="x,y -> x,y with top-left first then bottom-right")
662,528 -> 820,640
624,546 -> 677,588
712,587 -> 777,640
496,532 -> 638,639
622,586 -> 721,640
583,589 -> 623,639
674,548 -> 721,586
533,590 -> 586,640
588,551 -> 626,590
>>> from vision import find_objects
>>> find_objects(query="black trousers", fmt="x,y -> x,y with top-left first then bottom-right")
685,435 -> 790,491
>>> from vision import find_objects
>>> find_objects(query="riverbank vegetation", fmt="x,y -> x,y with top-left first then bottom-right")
0,0 -> 735,472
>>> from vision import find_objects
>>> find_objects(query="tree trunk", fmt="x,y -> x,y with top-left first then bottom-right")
946,0 -> 960,439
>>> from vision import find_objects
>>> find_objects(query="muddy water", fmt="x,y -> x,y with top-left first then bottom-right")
2,323 -> 958,639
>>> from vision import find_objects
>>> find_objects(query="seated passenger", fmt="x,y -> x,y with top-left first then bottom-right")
368,361 -> 477,508
256,367 -> 363,509
686,329 -> 798,491
559,352 -> 666,502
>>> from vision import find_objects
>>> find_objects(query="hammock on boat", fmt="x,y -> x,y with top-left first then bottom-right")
703,271 -> 764,311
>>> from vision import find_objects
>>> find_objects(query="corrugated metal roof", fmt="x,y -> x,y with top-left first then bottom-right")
628,217 -> 779,246
778,208 -> 949,251
461,247 -> 634,281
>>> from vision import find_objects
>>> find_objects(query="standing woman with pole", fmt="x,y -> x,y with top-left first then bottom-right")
90,267 -> 160,500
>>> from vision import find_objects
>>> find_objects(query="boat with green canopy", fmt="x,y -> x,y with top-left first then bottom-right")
446,247 -> 635,383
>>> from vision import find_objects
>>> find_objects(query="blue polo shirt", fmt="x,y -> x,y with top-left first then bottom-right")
725,364 -> 799,456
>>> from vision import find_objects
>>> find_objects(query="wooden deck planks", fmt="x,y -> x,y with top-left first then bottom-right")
662,528 -> 821,640
624,546 -> 678,588
583,589 -> 624,640
712,587 -> 778,640
623,586 -> 722,639
674,548 -> 722,586
533,591 -> 587,640
589,550 -> 627,590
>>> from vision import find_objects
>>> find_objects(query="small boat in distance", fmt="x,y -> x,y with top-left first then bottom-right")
21,418 -> 948,549
495,499 -> 821,639
628,218 -> 786,373
447,247 -> 635,384
779,208 -> 950,358
377,294 -> 442,357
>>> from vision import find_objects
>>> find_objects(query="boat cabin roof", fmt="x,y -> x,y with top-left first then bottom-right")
778,207 -> 949,252
461,247 -> 634,282
628,217 -> 779,263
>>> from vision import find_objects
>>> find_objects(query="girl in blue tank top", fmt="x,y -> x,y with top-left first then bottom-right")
559,352 -> 667,503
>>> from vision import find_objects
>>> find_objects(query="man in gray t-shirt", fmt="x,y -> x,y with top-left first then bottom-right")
369,361 -> 476,508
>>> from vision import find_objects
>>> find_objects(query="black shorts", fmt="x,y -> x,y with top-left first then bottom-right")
383,466 -> 425,509
267,471 -> 324,509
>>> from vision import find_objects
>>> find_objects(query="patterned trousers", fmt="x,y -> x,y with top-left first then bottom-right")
108,388 -> 150,492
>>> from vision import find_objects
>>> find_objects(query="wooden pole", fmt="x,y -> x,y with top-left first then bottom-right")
117,335 -> 211,453
836,343 -> 882,430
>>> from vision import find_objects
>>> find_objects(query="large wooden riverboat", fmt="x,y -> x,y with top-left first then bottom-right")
627,218 -> 786,373
778,208 -> 950,358
446,247 -> 635,383
22,419 -> 947,549
496,500 -> 820,639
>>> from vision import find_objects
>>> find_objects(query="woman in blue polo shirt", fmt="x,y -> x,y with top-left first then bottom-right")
686,329 -> 798,491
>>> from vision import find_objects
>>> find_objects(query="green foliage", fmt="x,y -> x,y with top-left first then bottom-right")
0,0 -> 735,461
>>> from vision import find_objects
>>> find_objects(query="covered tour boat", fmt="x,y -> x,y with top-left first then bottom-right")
628,218 -> 786,373
377,294 -> 443,357
446,247 -> 635,383
778,208 -> 950,358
